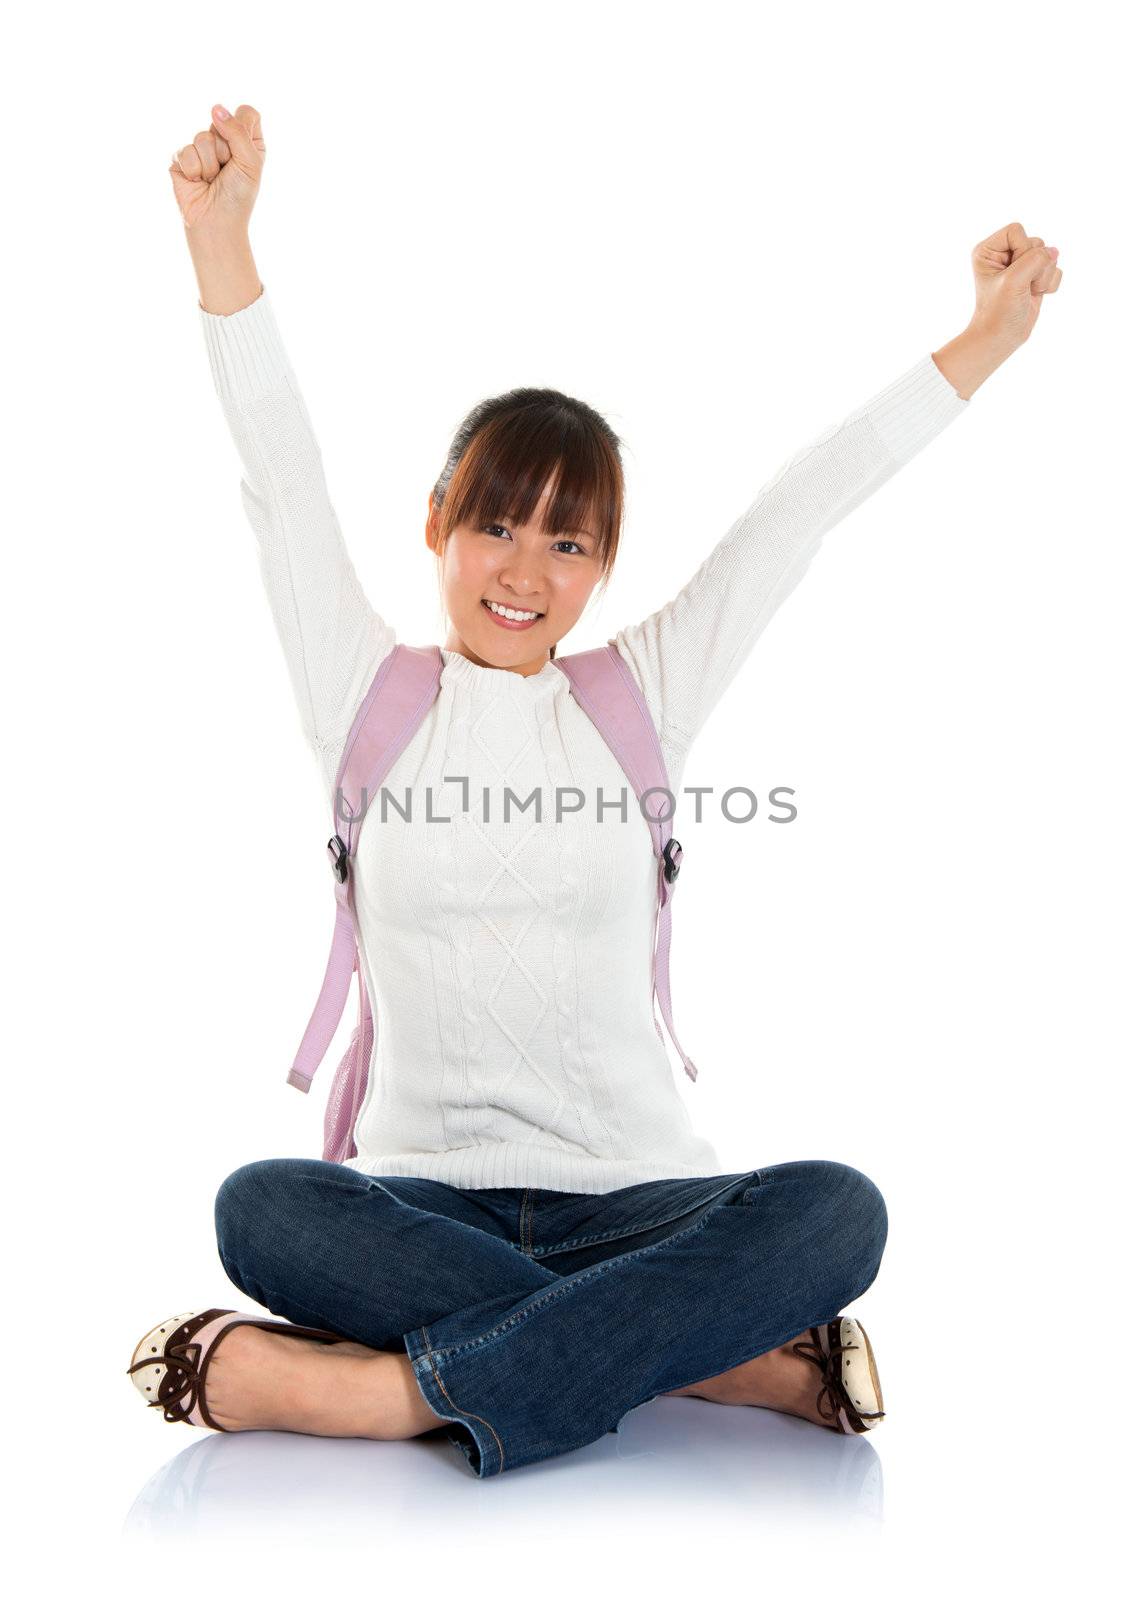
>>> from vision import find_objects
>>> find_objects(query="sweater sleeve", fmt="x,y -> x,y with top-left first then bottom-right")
198,283 -> 397,792
610,353 -> 970,785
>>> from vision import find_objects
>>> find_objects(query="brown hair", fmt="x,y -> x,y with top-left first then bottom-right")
431,386 -> 626,659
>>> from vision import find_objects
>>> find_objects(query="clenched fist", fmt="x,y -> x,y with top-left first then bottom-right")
969,222 -> 1063,353
170,104 -> 266,238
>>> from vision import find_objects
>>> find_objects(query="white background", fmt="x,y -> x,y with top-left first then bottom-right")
5,0 -> 1120,1592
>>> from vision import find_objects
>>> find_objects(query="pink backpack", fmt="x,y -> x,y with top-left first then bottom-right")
285,642 -> 698,1163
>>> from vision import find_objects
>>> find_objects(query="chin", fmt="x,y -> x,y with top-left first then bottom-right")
466,629 -> 552,672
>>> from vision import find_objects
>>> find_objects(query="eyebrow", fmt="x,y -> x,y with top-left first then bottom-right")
502,513 -> 594,538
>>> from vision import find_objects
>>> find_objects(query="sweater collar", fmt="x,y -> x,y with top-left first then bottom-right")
439,647 -> 568,701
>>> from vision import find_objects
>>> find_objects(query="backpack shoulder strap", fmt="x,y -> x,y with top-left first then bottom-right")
287,644 -> 444,1093
554,642 -> 698,1082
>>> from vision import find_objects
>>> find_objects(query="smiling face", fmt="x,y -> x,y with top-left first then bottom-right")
426,470 -> 605,677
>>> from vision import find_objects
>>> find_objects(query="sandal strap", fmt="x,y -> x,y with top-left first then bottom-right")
791,1320 -> 887,1431
126,1308 -> 236,1428
127,1308 -> 351,1429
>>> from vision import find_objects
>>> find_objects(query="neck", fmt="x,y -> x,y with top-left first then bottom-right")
443,631 -> 552,677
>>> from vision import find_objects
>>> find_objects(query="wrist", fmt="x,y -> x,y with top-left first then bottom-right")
186,228 -> 262,318
930,325 -> 1012,400
184,220 -> 251,258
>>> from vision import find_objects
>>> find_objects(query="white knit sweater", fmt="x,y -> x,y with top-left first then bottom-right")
199,284 -> 969,1193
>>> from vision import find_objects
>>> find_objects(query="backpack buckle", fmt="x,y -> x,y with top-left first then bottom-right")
662,837 -> 682,882
327,834 -> 349,883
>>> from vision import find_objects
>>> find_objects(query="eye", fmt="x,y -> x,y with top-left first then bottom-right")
482,522 -> 590,556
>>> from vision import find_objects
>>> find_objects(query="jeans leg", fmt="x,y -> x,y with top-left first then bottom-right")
213,1159 -> 558,1346
403,1159 -> 888,1478
213,1156 -> 561,1469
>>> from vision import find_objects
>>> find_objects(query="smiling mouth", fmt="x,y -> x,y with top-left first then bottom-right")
481,598 -> 544,620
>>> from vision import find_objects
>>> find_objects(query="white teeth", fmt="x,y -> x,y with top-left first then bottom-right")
485,600 -> 540,621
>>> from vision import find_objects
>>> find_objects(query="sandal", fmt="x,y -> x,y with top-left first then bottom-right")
791,1315 -> 886,1434
126,1307 -> 350,1431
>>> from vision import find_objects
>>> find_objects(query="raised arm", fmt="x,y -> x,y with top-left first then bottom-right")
171,104 -> 396,795
612,221 -> 1063,790
611,351 -> 968,783
196,284 -> 397,784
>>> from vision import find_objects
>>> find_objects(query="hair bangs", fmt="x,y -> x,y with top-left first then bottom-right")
435,388 -> 624,584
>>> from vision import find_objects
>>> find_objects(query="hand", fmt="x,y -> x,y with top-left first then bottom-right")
169,104 -> 266,239
967,221 -> 1062,356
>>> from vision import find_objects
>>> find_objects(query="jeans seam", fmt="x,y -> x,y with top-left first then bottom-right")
423,1202 -> 725,1360
418,1323 -> 506,1474
533,1174 -> 753,1255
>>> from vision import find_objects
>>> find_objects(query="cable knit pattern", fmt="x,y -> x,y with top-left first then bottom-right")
198,282 -> 969,1194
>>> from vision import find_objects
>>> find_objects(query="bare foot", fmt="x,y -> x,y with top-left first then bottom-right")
203,1326 -> 446,1439
307,1337 -> 387,1358
662,1336 -> 835,1429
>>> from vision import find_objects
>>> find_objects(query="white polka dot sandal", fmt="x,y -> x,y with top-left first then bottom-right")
126,1308 -> 350,1431
791,1315 -> 886,1434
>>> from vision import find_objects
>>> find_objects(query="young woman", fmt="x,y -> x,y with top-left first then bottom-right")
128,103 -> 1061,1479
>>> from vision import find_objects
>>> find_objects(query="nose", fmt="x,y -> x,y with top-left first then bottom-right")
497,550 -> 545,601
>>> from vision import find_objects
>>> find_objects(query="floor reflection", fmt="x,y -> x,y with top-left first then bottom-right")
123,1397 -> 883,1544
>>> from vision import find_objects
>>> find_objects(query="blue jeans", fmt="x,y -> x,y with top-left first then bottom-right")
214,1157 -> 888,1478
